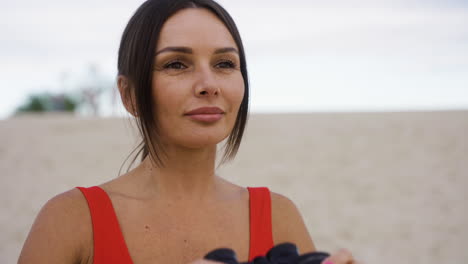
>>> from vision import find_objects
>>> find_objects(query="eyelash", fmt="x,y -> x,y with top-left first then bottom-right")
163,60 -> 186,70
163,59 -> 237,70
216,59 -> 236,69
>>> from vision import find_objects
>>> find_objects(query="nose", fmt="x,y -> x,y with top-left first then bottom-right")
193,67 -> 219,97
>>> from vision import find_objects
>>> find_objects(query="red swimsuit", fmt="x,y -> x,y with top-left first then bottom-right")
77,186 -> 274,263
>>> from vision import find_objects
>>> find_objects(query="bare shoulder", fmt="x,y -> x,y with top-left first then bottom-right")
18,188 -> 93,264
270,191 -> 317,253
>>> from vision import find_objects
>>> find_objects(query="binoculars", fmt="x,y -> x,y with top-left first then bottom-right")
204,242 -> 329,264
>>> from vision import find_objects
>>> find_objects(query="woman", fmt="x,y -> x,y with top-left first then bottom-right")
18,0 -> 357,263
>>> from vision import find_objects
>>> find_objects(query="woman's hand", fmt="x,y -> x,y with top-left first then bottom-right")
322,248 -> 359,264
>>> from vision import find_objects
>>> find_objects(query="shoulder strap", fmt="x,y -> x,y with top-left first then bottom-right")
76,186 -> 133,264
247,187 -> 274,261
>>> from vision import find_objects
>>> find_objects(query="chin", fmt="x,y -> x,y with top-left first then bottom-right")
174,131 -> 231,149
183,136 -> 228,149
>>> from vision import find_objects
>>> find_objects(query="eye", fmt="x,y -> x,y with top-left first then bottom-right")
164,60 -> 187,70
215,60 -> 236,69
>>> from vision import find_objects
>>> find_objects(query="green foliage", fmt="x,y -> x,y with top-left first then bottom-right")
16,93 -> 79,113
63,96 -> 77,111
13,64 -> 114,117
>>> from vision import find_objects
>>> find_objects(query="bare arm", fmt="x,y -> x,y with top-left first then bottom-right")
18,189 -> 92,264
271,192 -> 360,263
270,192 -> 317,253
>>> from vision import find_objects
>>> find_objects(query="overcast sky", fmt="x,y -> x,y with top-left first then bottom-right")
1,0 -> 467,118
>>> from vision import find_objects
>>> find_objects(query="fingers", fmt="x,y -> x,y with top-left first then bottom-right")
322,248 -> 357,264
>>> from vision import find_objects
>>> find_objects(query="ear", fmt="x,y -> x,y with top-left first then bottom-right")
117,75 -> 138,117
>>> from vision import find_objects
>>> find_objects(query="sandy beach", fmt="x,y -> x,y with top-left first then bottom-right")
1,111 -> 467,264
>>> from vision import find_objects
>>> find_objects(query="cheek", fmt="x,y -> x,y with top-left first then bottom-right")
225,75 -> 245,110
152,78 -> 184,115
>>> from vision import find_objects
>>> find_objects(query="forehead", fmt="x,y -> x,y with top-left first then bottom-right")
157,8 -> 237,50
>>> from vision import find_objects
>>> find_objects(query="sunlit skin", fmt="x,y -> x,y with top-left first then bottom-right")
115,8 -> 246,203
121,8 -> 246,202
111,8 -> 252,263
152,8 -> 244,150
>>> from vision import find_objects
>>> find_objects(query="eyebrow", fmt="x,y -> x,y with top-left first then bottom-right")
155,46 -> 239,56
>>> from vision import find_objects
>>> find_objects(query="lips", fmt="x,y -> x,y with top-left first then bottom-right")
184,107 -> 225,123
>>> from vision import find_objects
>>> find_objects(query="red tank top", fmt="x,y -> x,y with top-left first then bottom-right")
77,186 -> 274,263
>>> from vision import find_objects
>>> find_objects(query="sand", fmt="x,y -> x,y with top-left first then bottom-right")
1,111 -> 467,264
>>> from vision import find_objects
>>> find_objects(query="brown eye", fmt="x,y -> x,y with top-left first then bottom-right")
164,61 -> 187,70
216,60 -> 236,69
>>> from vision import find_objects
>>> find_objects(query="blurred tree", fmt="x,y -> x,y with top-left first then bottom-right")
15,93 -> 78,114
27,96 -> 46,112
13,63 -> 115,117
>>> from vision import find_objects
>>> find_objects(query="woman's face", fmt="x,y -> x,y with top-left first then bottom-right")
152,8 -> 244,149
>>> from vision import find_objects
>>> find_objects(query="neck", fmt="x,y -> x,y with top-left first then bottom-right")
138,144 -> 219,201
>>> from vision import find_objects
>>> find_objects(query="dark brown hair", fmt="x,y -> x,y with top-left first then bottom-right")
117,0 -> 249,171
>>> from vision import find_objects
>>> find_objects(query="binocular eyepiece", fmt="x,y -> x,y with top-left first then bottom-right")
204,242 -> 329,264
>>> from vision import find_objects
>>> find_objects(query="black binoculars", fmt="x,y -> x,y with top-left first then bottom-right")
204,242 -> 329,264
